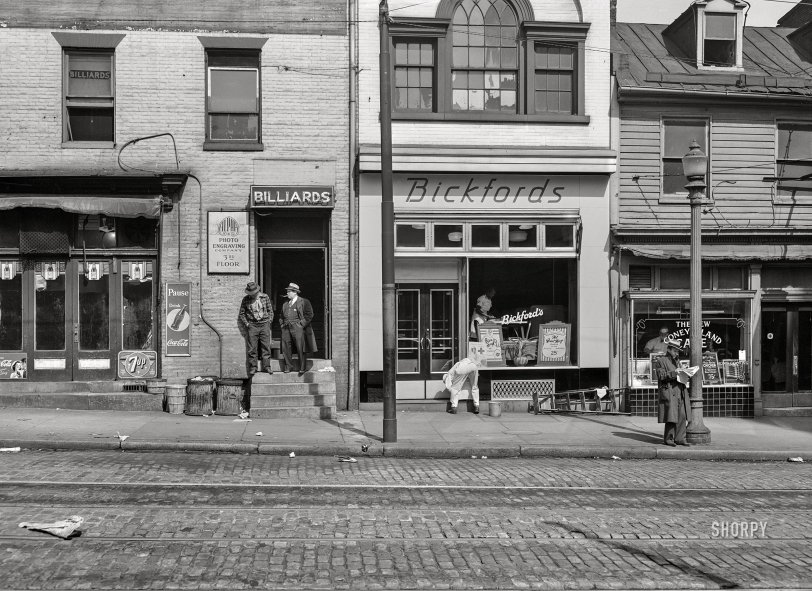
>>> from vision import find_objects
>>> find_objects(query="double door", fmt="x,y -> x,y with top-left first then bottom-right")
761,305 -> 812,407
396,284 -> 458,398
23,259 -> 155,381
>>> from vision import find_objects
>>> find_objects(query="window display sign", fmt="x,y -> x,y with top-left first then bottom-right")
476,321 -> 504,365
0,353 -> 27,380
538,322 -> 571,365
165,282 -> 191,357
207,211 -> 249,274
118,350 -> 158,379
702,351 -> 722,385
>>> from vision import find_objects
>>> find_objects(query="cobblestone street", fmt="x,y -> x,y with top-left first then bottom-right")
0,452 -> 810,589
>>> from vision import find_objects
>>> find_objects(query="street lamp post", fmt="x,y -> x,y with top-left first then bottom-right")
681,140 -> 711,444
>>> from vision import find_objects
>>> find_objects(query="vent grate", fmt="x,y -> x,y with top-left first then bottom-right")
491,379 -> 555,400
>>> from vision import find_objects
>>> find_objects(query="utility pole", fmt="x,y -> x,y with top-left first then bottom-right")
379,0 -> 397,443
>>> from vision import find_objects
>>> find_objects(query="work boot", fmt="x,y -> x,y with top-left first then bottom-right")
473,404 -> 480,415
447,406 -> 457,414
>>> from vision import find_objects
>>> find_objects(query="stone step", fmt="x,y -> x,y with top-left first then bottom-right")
763,406 -> 812,417
0,392 -> 162,411
249,406 -> 335,420
250,393 -> 336,409
250,371 -> 336,385
251,382 -> 336,396
257,359 -> 334,373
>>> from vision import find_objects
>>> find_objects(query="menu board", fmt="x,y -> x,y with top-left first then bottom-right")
476,321 -> 504,365
537,322 -> 571,365
702,351 -> 722,385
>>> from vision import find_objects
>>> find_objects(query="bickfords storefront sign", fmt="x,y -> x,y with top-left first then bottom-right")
392,174 -> 605,210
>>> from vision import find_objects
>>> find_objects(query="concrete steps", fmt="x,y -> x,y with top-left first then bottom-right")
249,361 -> 336,419
763,406 -> 812,417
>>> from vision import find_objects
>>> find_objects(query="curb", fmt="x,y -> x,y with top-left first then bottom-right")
121,440 -> 257,454
382,445 -> 521,459
1,439 -> 120,451
520,445 -> 658,459
258,444 -> 384,457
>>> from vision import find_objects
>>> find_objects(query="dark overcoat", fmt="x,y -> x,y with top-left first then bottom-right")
281,296 -> 318,353
653,353 -> 692,424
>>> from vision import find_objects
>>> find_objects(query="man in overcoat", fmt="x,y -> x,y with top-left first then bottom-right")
279,282 -> 317,375
653,340 -> 692,446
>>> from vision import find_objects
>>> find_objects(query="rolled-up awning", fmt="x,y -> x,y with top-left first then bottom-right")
0,194 -> 162,218
618,243 -> 812,261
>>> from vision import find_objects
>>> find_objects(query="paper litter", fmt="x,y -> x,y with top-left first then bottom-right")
0,447 -> 21,453
338,456 -> 357,463
788,457 -> 805,463
19,515 -> 84,539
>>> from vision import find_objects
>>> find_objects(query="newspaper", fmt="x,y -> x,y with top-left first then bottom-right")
676,365 -> 700,387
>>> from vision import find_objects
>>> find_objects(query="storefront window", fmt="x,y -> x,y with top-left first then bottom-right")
79,263 -> 110,350
0,210 -> 20,248
545,224 -> 574,248
76,215 -> 157,249
0,262 -> 22,350
434,224 -> 464,249
507,224 -> 537,248
122,262 -> 154,350
471,224 -> 500,248
35,266 -> 66,351
395,223 -> 426,248
631,297 -> 750,386
469,258 -> 574,367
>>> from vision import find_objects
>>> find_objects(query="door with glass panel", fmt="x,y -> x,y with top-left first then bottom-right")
396,284 -> 457,398
761,305 -> 812,408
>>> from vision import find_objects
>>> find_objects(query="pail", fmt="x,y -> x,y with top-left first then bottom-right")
146,379 -> 167,395
165,384 -> 186,414
488,401 -> 502,417
185,377 -> 216,415
215,378 -> 244,416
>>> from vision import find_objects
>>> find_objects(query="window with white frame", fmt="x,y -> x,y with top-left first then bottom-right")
390,0 -> 590,121
64,51 -> 115,143
206,51 -> 260,145
395,220 -> 577,253
662,119 -> 708,196
703,12 -> 737,67
776,122 -> 812,199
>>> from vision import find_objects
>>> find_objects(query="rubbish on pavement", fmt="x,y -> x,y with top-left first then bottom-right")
116,432 -> 129,442
255,432 -> 263,437
232,418 -> 252,422
289,452 -> 296,458
317,366 -> 336,372
471,456 -> 477,459
481,456 -> 487,459
788,457 -> 804,463
19,515 -> 84,539
361,444 -> 369,453
238,411 -> 249,419
611,455 -> 622,460
338,456 -> 357,463
0,447 -> 21,453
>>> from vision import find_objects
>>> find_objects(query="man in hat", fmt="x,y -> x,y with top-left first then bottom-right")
238,281 -> 274,376
644,326 -> 671,355
652,339 -> 692,447
279,282 -> 316,375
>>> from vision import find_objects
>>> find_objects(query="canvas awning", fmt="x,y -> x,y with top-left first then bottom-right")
0,194 -> 162,218
617,243 -> 812,261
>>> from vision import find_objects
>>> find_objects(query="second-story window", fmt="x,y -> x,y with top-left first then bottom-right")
206,50 -> 260,145
451,0 -> 518,113
703,13 -> 736,67
662,119 -> 708,196
394,41 -> 435,112
777,123 -> 812,198
64,51 -> 115,143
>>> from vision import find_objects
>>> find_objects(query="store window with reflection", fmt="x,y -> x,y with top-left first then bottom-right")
631,298 -> 750,387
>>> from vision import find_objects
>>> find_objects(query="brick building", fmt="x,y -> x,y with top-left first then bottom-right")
0,1 -> 353,410
357,0 -> 617,405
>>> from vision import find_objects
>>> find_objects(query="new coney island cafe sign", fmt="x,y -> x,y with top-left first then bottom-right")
392,174 -> 605,210
250,185 -> 334,208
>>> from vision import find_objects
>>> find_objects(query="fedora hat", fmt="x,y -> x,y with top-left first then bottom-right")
283,282 -> 301,294
245,281 -> 260,295
664,338 -> 684,352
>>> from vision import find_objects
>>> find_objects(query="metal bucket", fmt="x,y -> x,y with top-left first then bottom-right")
215,378 -> 244,416
165,384 -> 186,415
488,401 -> 502,417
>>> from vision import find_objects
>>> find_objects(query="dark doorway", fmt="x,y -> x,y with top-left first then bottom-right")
260,248 -> 328,357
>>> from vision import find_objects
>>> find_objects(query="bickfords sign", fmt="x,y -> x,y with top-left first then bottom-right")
250,185 -> 334,207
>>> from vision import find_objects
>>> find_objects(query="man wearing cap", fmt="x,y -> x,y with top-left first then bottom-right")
280,282 -> 316,375
644,327 -> 671,355
653,340 -> 692,447
238,281 -> 274,376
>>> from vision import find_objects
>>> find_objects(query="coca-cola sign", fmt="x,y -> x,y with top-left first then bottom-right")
0,353 -> 27,380
165,281 -> 192,357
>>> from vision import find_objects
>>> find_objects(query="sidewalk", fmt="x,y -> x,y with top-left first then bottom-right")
1,406 -> 811,461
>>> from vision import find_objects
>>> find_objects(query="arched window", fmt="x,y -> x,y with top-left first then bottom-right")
388,0 -> 590,121
451,0 -> 518,112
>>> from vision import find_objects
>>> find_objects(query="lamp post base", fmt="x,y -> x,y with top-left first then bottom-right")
686,422 -> 711,445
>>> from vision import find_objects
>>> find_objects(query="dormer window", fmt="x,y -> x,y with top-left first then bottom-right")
703,13 -> 737,67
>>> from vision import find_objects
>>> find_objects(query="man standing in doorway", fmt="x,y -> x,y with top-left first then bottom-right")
280,282 -> 316,376
239,281 -> 274,376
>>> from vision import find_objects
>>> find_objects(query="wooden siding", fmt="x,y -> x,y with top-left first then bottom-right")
0,0 -> 347,36
618,105 -> 812,229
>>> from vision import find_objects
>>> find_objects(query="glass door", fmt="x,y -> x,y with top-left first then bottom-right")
73,260 -> 117,380
761,305 -> 812,407
396,284 -> 458,397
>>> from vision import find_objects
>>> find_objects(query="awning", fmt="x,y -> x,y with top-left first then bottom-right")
618,243 -> 812,261
0,194 -> 162,218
